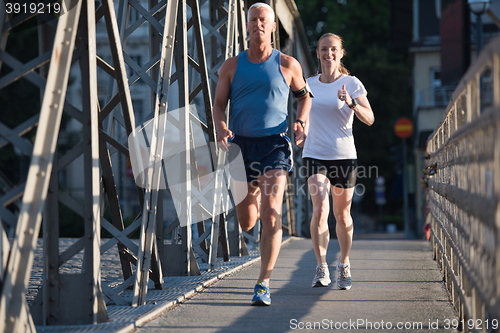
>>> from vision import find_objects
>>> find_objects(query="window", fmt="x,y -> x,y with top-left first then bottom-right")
132,99 -> 144,119
481,67 -> 493,108
430,69 -> 453,107
430,69 -> 443,106
129,6 -> 140,24
128,55 -> 142,78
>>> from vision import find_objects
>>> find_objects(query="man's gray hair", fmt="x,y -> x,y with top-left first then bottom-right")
248,2 -> 275,23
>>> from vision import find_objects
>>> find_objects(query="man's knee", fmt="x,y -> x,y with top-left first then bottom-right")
260,205 -> 280,220
259,206 -> 283,233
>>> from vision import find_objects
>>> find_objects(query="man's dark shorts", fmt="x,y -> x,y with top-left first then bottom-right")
228,133 -> 293,184
303,158 -> 357,188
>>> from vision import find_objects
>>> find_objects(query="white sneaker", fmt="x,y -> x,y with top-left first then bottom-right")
312,264 -> 331,287
336,261 -> 352,290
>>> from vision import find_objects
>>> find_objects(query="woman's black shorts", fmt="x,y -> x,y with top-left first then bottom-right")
303,158 -> 357,188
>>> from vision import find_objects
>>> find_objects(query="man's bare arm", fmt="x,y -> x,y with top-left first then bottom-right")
213,57 -> 237,151
283,55 -> 312,146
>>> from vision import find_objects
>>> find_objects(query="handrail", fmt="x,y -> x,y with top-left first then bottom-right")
425,36 -> 500,332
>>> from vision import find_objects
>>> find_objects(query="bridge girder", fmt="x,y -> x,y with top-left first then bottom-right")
0,0 -> 313,330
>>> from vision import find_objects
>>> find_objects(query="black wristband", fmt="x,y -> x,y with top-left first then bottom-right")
294,119 -> 305,129
348,98 -> 358,109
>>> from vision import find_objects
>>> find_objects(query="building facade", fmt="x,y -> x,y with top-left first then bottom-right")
411,0 -> 500,236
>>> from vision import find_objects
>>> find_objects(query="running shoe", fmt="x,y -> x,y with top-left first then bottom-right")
336,261 -> 352,290
312,264 -> 331,287
251,282 -> 271,306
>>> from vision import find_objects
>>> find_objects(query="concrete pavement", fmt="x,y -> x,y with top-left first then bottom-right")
134,236 -> 458,332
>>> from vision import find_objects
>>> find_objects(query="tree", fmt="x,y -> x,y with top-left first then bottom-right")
295,0 -> 413,219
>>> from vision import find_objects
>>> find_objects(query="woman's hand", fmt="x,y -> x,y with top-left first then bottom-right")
337,84 -> 352,105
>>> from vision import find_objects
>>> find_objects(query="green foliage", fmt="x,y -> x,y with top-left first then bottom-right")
295,0 -> 413,216
296,0 -> 390,56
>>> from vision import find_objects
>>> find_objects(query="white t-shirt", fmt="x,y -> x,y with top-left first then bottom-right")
302,74 -> 367,160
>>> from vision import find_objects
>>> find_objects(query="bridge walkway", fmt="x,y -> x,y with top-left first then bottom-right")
134,236 -> 458,333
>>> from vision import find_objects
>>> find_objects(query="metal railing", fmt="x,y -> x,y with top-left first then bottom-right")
425,36 -> 500,332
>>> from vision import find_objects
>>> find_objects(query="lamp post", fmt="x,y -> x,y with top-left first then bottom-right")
468,0 -> 491,54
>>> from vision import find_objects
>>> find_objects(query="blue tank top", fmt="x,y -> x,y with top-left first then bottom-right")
229,49 -> 289,137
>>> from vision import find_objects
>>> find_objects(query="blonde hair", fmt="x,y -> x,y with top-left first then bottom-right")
248,2 -> 275,23
317,33 -> 349,75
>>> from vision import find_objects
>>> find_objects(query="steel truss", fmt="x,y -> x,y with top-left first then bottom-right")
0,0 -> 313,330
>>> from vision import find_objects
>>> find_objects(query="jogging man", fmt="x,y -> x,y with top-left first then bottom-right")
213,2 -> 312,306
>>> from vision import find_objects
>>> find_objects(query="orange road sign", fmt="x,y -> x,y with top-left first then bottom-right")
394,117 -> 413,139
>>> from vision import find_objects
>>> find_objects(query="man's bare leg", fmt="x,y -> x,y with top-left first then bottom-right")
256,169 -> 287,285
235,182 -> 261,231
